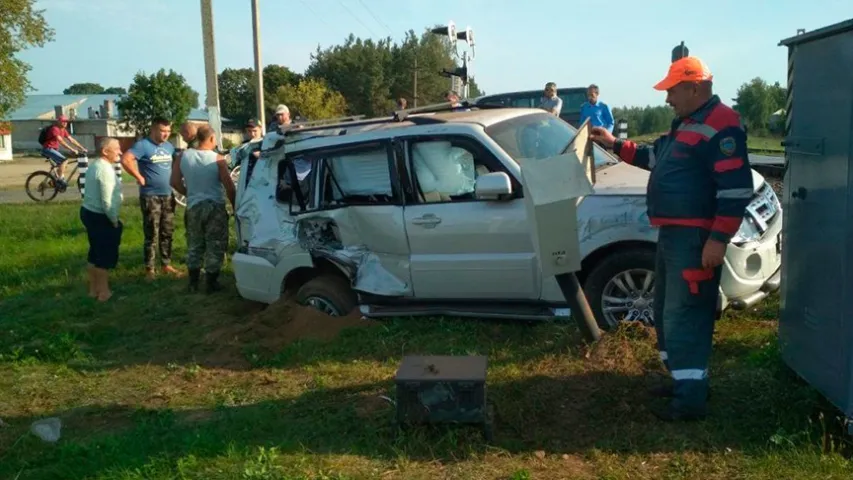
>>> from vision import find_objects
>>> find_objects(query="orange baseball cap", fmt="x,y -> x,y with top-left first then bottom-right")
653,56 -> 713,91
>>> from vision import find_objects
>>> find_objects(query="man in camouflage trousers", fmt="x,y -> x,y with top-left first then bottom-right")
121,118 -> 180,280
170,126 -> 236,293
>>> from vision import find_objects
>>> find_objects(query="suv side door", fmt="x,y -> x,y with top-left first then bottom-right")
287,140 -> 413,296
398,133 -> 540,300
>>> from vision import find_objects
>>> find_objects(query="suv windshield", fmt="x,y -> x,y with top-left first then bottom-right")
485,112 -> 614,168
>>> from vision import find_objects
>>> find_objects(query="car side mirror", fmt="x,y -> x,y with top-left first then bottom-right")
475,171 -> 513,200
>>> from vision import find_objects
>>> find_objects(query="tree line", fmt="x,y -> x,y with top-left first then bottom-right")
614,78 -> 788,138
54,29 -> 483,131
217,30 -> 483,125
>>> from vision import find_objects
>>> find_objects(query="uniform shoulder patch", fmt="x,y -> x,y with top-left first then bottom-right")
719,136 -> 736,156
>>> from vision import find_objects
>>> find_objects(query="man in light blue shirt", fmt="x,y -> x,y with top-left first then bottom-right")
579,84 -> 614,132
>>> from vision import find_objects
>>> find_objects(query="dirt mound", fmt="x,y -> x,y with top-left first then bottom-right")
203,300 -> 377,364
584,323 -> 655,375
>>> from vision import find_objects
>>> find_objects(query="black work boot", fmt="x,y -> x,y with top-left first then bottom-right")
205,271 -> 222,294
188,269 -> 201,293
648,384 -> 712,400
650,403 -> 707,422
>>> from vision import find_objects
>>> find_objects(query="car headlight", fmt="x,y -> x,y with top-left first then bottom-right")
731,216 -> 761,244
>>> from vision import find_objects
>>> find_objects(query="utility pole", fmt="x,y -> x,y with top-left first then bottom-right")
413,56 -> 418,108
250,0 -> 265,127
200,0 -> 223,149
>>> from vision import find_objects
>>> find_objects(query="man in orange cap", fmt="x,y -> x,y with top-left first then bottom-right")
591,56 -> 754,421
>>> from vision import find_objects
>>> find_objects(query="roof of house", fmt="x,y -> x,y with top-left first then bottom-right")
6,94 -> 211,122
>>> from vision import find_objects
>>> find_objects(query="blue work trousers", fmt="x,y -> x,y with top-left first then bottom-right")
653,225 -> 722,415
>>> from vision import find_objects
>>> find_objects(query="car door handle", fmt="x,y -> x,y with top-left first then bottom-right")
791,186 -> 807,200
412,214 -> 442,227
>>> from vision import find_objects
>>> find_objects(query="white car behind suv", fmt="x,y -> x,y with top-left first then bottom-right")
231,106 -> 782,329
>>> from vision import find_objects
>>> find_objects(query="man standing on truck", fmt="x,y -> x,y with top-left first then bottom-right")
591,56 -> 754,422
268,104 -> 291,133
538,82 -> 563,116
579,84 -> 614,132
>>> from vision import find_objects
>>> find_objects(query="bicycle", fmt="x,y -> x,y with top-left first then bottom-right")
25,151 -> 88,203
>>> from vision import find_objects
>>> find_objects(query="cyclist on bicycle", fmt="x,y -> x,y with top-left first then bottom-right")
40,115 -> 87,185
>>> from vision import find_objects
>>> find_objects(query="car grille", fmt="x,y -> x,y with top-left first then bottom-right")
745,182 -> 781,236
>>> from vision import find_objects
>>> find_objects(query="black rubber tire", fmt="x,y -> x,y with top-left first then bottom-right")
25,171 -> 59,203
582,247 -> 657,331
295,275 -> 357,317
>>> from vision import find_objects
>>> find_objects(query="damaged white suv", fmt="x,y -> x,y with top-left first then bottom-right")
231,106 -> 782,328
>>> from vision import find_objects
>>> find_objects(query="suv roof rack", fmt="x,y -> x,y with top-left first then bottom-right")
293,115 -> 366,128
277,100 -> 510,139
391,100 -> 509,122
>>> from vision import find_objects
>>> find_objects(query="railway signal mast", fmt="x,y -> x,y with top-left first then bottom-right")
430,22 -> 476,99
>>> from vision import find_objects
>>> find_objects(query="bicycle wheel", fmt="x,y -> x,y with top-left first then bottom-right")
25,171 -> 60,203
230,165 -> 241,187
173,189 -> 187,208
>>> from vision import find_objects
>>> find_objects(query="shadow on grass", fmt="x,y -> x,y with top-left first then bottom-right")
0,358 -> 835,480
1,253 -> 591,373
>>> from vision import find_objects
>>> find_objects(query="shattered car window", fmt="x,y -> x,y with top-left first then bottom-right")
485,112 -> 613,167
277,155 -> 313,207
411,141 -> 477,197
327,148 -> 392,198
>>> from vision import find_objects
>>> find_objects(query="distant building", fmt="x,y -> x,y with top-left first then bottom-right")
769,108 -> 786,133
5,94 -> 240,153
0,122 -> 11,162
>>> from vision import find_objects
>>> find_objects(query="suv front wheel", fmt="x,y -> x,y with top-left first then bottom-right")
583,248 -> 657,330
295,275 -> 357,317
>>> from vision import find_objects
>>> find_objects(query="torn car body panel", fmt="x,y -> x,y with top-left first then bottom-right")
233,141 -> 411,303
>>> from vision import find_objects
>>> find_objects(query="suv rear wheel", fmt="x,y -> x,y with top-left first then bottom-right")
295,275 -> 357,317
583,248 -> 657,330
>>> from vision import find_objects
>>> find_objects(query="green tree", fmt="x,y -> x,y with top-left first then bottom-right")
0,0 -> 54,119
117,69 -> 199,136
734,77 -> 786,134
63,83 -> 105,94
104,86 -> 127,94
612,105 -> 673,137
218,67 -> 255,125
307,34 -> 395,117
388,30 -> 482,107
307,30 -> 483,117
275,78 -> 347,120
263,64 -> 302,114
218,65 -> 302,123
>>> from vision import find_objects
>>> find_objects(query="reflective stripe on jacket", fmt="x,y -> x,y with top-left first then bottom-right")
613,95 -> 754,243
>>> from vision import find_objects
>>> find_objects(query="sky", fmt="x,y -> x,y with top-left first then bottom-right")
18,0 -> 853,109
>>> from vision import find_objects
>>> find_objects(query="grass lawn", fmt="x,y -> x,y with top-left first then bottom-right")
1,202 -> 851,480
630,134 -> 784,155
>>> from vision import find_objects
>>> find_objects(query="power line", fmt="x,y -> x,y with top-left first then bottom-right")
296,0 -> 333,30
355,0 -> 394,37
335,0 -> 378,38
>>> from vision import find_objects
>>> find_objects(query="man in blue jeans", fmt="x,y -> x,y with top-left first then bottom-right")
121,117 -> 180,280
40,115 -> 87,185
